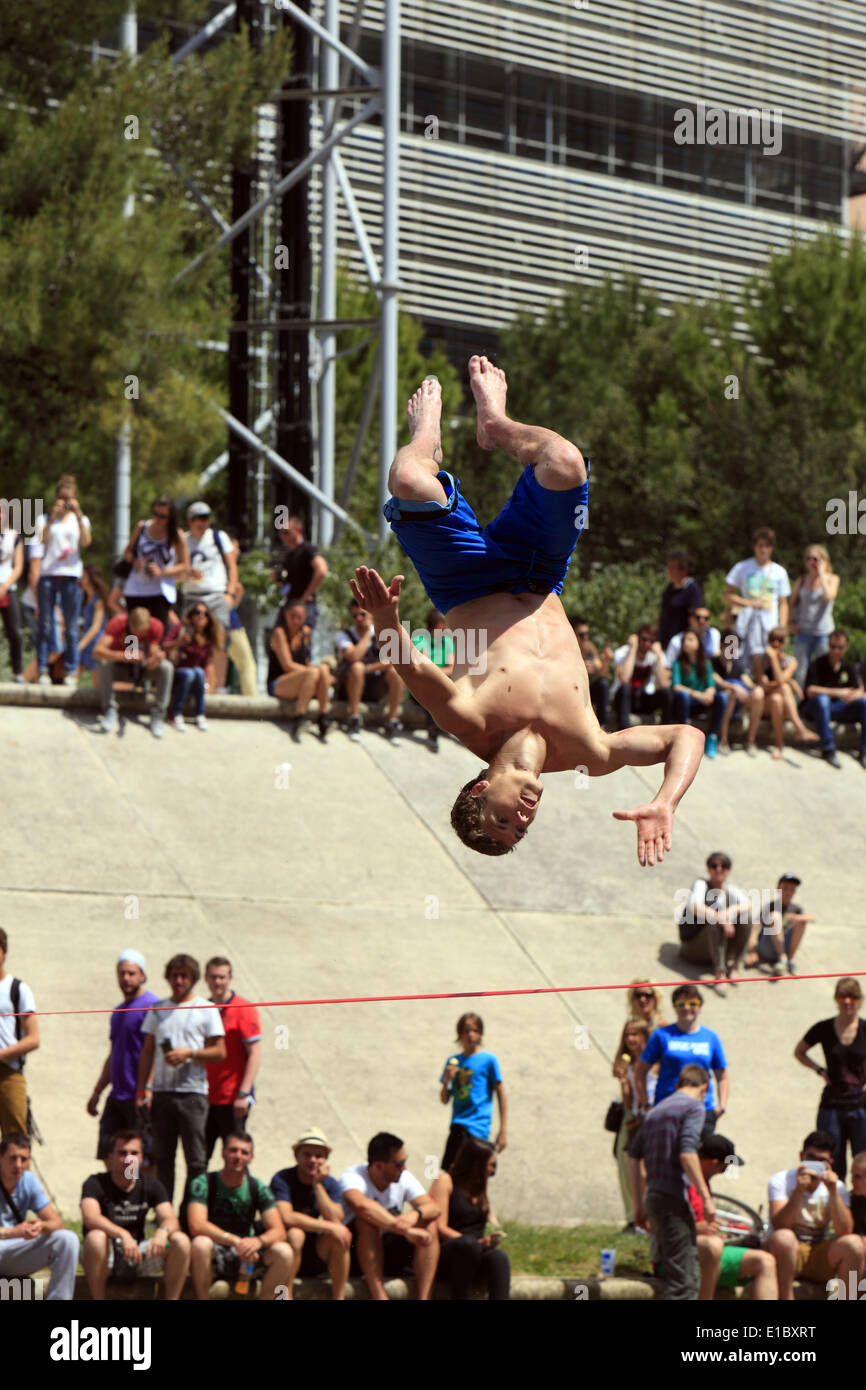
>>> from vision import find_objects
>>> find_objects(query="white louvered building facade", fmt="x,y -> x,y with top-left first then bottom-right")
318,0 -> 866,346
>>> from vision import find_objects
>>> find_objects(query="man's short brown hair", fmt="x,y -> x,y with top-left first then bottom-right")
451,773 -> 514,857
677,1064 -> 710,1089
753,527 -> 775,546
164,953 -> 200,985
0,928 -> 7,955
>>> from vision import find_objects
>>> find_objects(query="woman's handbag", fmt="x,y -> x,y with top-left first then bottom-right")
604,1100 -> 624,1133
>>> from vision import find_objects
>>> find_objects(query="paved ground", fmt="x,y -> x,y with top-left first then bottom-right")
2,701 -> 863,1225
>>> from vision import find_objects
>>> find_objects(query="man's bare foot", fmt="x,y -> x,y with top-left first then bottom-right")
407,376 -> 443,464
469,355 -> 508,449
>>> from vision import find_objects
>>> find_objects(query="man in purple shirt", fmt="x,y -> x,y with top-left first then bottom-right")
86,951 -> 160,1163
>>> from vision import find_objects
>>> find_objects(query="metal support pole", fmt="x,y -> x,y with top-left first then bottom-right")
317,0 -> 338,547
172,2 -> 237,63
378,0 -> 400,541
114,4 -> 136,560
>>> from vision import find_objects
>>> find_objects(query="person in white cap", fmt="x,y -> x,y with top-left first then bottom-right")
271,1128 -> 351,1300
181,502 -> 257,695
87,951 -> 161,1164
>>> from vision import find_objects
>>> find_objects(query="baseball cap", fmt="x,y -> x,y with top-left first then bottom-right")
700,1134 -> 744,1166
117,949 -> 147,976
292,1127 -> 331,1153
778,873 -> 801,886
186,501 -> 212,519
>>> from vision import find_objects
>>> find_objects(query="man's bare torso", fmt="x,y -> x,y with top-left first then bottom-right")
444,591 -> 606,771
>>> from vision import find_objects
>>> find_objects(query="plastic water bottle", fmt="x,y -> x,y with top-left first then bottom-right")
234,1260 -> 256,1295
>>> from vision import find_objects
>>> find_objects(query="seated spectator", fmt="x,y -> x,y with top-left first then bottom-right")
339,1131 -> 440,1301
677,1134 -> 778,1301
121,496 -> 190,630
613,1018 -> 651,1230
611,625 -> 673,731
430,1136 -> 509,1300
712,627 -> 763,754
335,598 -> 403,745
271,1127 -> 351,1301
188,1131 -> 292,1300
439,1012 -> 507,1171
633,986 -> 728,1136
793,978 -> 866,1182
77,564 -> 110,680
411,607 -> 456,749
81,1129 -> 190,1299
137,953 -> 226,1205
267,600 -> 333,743
789,544 -> 839,686
86,949 -> 160,1165
664,604 -> 720,668
0,1131 -> 79,1300
753,627 -> 819,759
182,501 -> 257,695
658,550 -> 705,652
203,957 -> 261,1161
572,615 -> 613,728
799,628 -> 866,769
765,1128 -> 863,1300
850,1152 -> 866,1247
670,630 -> 728,759
93,605 -> 174,739
747,872 -> 814,975
0,927 -> 39,1137
676,852 -> 752,992
723,527 -> 791,666
164,603 -> 223,732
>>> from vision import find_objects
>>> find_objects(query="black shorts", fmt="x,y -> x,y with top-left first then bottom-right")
335,664 -> 386,704
297,1234 -> 328,1278
348,1223 -> 413,1278
97,1095 -> 153,1162
211,1244 -> 260,1283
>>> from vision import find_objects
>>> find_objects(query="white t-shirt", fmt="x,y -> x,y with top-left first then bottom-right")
0,975 -> 36,1073
612,643 -> 661,696
36,511 -> 90,579
183,528 -> 231,597
725,559 -> 791,635
142,995 -> 226,1095
124,522 -> 179,602
339,1163 -> 426,1224
767,1168 -> 850,1244
0,531 -> 20,590
665,627 -> 721,667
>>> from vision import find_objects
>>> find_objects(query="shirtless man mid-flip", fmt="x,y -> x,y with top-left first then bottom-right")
351,356 -> 704,865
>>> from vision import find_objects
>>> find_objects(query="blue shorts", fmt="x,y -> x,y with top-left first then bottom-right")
382,466 -> 589,614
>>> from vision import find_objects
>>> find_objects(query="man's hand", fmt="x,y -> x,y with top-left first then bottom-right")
392,1212 -> 418,1236
235,1236 -> 262,1262
327,1221 -> 353,1251
350,567 -> 404,629
796,1164 -> 817,1192
495,1132 -> 507,1153
163,1048 -> 193,1067
405,1226 -> 432,1247
86,1093 -> 100,1117
821,1166 -> 840,1187
121,1233 -> 142,1265
144,649 -> 166,670
147,1230 -> 169,1260
233,1095 -> 251,1119
612,800 -> 673,867
703,1200 -> 717,1225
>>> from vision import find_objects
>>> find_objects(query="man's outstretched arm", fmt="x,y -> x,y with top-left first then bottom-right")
588,724 -> 705,866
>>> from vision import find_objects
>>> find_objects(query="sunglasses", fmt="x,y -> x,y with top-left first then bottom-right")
577,630 -> 590,638
677,999 -> 702,1008
633,992 -> 655,1001
828,643 -> 846,650
708,861 -> 728,870
153,510 -> 170,520
837,994 -> 861,1002
191,610 -> 209,618
693,615 -> 710,621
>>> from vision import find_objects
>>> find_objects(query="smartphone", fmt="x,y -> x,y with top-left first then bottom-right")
803,1160 -> 826,1176
160,1038 -> 173,1055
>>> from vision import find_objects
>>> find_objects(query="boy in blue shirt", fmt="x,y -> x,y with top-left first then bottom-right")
0,1132 -> 79,1299
633,986 -> 728,1135
439,1012 -> 507,1170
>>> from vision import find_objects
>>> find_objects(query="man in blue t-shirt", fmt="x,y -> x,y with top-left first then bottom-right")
438,1012 -> 507,1170
633,985 -> 728,1136
0,1131 -> 79,1299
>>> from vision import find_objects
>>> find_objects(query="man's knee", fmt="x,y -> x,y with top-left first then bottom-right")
191,1235 -> 214,1261
834,1234 -> 865,1269
83,1229 -> 109,1256
767,1228 -> 796,1255
49,1229 -> 80,1262
388,459 -> 437,500
287,1227 -> 305,1252
536,442 -> 586,492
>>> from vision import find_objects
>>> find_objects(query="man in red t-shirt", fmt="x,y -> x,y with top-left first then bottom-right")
92,605 -> 174,739
204,957 -> 262,1160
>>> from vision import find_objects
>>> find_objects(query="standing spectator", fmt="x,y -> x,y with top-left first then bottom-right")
624,980 -> 667,1032
182,502 -> 257,695
32,474 -> 91,686
753,627 -> 819,759
613,1018 -> 651,1229
676,852 -> 752,991
430,1136 -> 510,1300
439,1012 -> 507,1171
164,603 -> 223,732
712,626 -> 764,754
267,600 -> 333,742
789,544 -> 840,686
799,628 -> 866,769
273,514 -> 329,630
765,1129 -> 863,1299
630,1065 -> 714,1300
19,535 -> 47,656
203,957 -> 261,1161
658,550 -> 705,652
670,630 -> 728,759
81,1129 -> 191,1300
271,1127 -> 352,1301
335,597 -> 404,744
633,986 -> 728,1134
0,505 -> 24,680
793,978 -> 866,1182
664,605 -> 720,668
121,496 -> 190,630
0,928 -> 39,1138
723,526 -> 790,664
77,564 -> 110,679
188,1131 -> 292,1300
748,872 -> 815,975
0,1132 -> 79,1300
137,954 -> 226,1204
611,625 -> 673,730
340,1132 -> 440,1301
682,1135 -> 778,1301
412,607 -> 456,749
86,950 -> 160,1163
93,605 -> 174,739
571,615 -> 613,729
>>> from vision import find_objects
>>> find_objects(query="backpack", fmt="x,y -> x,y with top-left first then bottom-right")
206,1170 -> 265,1235
210,527 -> 243,631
